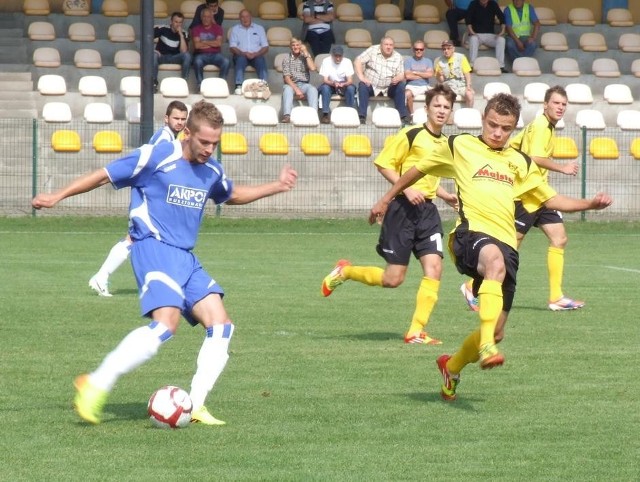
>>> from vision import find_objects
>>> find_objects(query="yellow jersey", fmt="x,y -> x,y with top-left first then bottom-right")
510,113 -> 555,183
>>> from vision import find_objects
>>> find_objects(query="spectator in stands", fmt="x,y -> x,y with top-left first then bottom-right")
354,36 -> 409,125
434,40 -> 474,107
301,0 -> 336,57
189,0 -> 224,30
350,0 -> 375,19
404,39 -> 433,117
504,0 -> 540,61
229,9 -> 269,95
466,0 -> 507,72
317,45 -> 356,124
192,7 -> 230,91
153,12 -> 192,93
281,37 -> 318,123
444,0 -> 473,46
287,0 -> 297,18
391,0 -> 413,21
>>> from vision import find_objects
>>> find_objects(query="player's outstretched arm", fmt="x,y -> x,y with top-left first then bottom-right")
544,192 -> 613,213
31,168 -> 111,210
369,166 -> 424,224
227,164 -> 297,205
533,156 -> 579,176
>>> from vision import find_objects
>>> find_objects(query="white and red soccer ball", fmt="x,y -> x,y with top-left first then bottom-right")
147,385 -> 192,428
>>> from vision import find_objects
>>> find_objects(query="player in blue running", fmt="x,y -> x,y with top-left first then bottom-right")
32,100 -> 298,425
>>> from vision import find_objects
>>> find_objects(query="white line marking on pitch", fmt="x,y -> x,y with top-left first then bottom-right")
604,266 -> 640,274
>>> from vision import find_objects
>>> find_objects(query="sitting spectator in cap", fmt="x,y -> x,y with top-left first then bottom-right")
281,37 -> 318,123
404,40 -> 433,117
317,46 -> 356,124
354,36 -> 409,125
189,0 -> 224,30
301,0 -> 336,57
434,39 -> 474,107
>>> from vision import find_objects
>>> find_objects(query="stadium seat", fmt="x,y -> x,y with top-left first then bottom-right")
385,29 -> 411,49
336,3 -> 363,22
74,49 -> 102,69
552,58 -> 580,77
374,4 -> 402,22
589,138 -> 619,159
160,77 -> 189,97
592,58 -> 620,78
540,32 -> 569,51
68,22 -> 95,41
342,134 -> 372,156
553,137 -> 579,159
631,139 -> 640,160
604,84 -> 633,104
331,106 -> 360,127
258,1 -> 285,20
372,107 -> 401,128
154,0 -> 168,18
291,106 -> 320,127
535,7 -> 557,26
120,76 -> 141,96
483,82 -> 511,100
472,57 -> 501,76
125,102 -> 141,123
222,1 -> 246,20
618,33 -> 640,53
33,47 -> 61,68
606,8 -> 633,27
93,131 -> 123,153
249,105 -> 278,126
37,74 -> 67,95
102,0 -> 128,17
28,22 -> 55,41
575,109 -> 606,129
63,0 -> 89,15
51,130 -> 81,152
267,27 -> 292,47
220,132 -> 248,155
632,59 -> 640,78
200,77 -> 230,98
43,102 -> 72,122
423,30 -> 449,49
568,7 -> 596,26
114,50 -> 140,69
411,107 -> 428,125
345,28 -> 372,48
108,23 -> 135,42
413,5 -> 440,23
301,133 -> 331,155
180,0 -> 199,18
454,108 -> 482,129
566,83 -> 593,104
579,33 -> 607,52
616,110 -> 640,130
523,82 -> 549,103
216,104 -> 238,125
259,133 -> 289,155
274,52 -> 288,73
78,75 -> 108,96
512,57 -> 541,77
84,103 -> 114,123
23,0 -> 50,15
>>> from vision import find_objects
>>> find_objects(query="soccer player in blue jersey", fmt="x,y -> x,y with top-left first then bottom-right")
88,101 -> 188,297
32,100 -> 298,425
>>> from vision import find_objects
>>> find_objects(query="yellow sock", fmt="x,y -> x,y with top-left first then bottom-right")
407,277 -> 439,334
478,280 -> 503,347
342,266 -> 383,286
447,329 -> 481,374
548,247 -> 564,302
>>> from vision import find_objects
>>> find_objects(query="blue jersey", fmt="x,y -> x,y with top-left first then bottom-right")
105,140 -> 233,250
148,125 -> 175,145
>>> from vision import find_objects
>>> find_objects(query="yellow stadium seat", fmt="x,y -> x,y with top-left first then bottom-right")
52,130 -> 81,152
301,134 -> 331,155
24,0 -> 50,15
374,4 -> 402,22
221,132 -> 248,155
220,0 -> 245,20
345,29 -> 372,48
413,5 -> 440,23
589,137 -> 619,160
258,1 -> 286,20
630,139 -> 640,160
260,133 -> 289,155
342,134 -> 372,157
553,137 -> 579,159
93,131 -> 123,153
102,0 -> 128,17
336,3 -> 363,22
154,0 -> 168,18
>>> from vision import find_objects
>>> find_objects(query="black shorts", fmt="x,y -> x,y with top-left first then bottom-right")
376,195 -> 444,266
449,227 -> 519,311
514,200 -> 563,235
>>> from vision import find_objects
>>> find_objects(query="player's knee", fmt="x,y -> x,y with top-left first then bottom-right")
382,274 -> 404,288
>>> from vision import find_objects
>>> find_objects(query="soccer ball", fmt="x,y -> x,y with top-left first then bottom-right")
147,385 -> 193,429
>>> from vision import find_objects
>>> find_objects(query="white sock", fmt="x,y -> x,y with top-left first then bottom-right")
189,323 -> 235,410
96,238 -> 132,279
90,321 -> 173,392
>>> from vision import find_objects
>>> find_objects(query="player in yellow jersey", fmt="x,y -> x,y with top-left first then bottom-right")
321,85 -> 459,345
370,93 -> 612,401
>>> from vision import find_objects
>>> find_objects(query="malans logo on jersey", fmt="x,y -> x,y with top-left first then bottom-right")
167,184 -> 208,209
472,164 -> 514,186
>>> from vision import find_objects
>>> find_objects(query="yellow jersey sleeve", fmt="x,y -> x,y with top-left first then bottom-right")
510,114 -> 554,181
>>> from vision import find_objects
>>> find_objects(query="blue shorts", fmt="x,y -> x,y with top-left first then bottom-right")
130,237 -> 224,326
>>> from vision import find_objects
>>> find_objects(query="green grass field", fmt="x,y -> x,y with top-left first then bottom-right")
1,217 -> 639,481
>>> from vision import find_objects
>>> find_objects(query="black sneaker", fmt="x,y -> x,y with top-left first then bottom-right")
153,80 -> 159,93
359,116 -> 366,125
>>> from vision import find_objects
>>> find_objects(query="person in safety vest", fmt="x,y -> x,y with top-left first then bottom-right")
504,0 -> 540,61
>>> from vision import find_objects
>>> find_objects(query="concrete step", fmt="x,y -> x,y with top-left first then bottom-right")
0,108 -> 37,118
0,28 -> 24,39
0,72 -> 33,82
0,91 -> 36,101
0,80 -> 34,91
0,63 -> 34,73
0,46 -> 28,64
0,99 -> 37,109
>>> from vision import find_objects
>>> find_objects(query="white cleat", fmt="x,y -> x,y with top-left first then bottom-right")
89,275 -> 112,297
